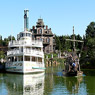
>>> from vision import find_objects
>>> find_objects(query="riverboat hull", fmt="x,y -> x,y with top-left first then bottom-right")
5,68 -> 45,74
5,61 -> 45,74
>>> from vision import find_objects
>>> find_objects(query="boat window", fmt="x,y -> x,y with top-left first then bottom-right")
26,33 -> 31,37
17,34 -> 20,40
18,56 -> 23,61
21,56 -> 23,61
20,33 -> 26,37
23,33 -> 25,37
14,56 -> 17,62
25,56 -> 30,61
20,33 -> 23,37
21,47 -> 23,52
8,57 -> 11,62
32,56 -> 36,62
38,57 -> 42,62
12,57 -> 14,62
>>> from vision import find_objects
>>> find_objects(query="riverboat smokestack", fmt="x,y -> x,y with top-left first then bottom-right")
24,9 -> 29,31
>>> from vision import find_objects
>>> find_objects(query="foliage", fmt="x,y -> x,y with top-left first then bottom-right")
86,22 -> 95,38
80,22 -> 95,68
55,34 -> 82,52
0,51 -> 5,60
45,53 -> 58,59
8,35 -> 15,41
0,35 -> 15,46
0,35 -> 16,62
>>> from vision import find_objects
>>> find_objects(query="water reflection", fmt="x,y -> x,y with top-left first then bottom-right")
1,68 -> 95,95
64,76 -> 83,94
0,73 -> 45,95
23,73 -> 44,95
45,67 -> 85,95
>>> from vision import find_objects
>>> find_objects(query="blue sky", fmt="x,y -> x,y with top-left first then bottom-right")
0,0 -> 95,39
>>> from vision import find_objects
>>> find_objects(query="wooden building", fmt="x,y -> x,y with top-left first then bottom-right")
30,19 -> 55,53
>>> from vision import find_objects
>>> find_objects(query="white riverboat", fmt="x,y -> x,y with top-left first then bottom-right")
5,30 -> 45,73
5,10 -> 45,73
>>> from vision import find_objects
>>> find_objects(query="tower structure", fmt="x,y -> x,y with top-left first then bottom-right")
31,19 -> 54,53
24,10 -> 29,31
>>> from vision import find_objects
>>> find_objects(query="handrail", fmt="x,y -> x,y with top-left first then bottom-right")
9,40 -> 43,46
7,49 -> 44,56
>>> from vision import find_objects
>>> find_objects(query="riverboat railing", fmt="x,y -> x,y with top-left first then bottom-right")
9,40 -> 43,46
7,49 -> 44,56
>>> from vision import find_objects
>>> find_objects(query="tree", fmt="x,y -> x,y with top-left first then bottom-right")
80,22 -> 95,68
76,34 -> 82,50
0,40 -> 3,46
0,51 -> 5,60
86,22 -> 95,38
3,38 -> 9,46
55,35 -> 61,50
8,35 -> 15,41
85,22 -> 95,53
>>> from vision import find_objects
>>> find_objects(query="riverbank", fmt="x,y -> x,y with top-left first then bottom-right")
44,53 -> 65,68
81,64 -> 95,69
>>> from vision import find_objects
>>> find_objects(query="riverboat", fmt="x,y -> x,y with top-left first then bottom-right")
5,30 -> 45,73
5,10 -> 45,73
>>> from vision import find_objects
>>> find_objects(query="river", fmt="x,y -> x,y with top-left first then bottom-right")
0,65 -> 95,95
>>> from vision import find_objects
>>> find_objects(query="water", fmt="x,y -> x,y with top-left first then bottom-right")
0,66 -> 95,95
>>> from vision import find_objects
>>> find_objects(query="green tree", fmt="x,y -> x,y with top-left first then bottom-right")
55,35 -> 61,50
8,35 -> 15,41
86,22 -> 95,38
80,22 -> 95,68
0,51 -> 5,60
0,40 -> 3,46
76,34 -> 82,50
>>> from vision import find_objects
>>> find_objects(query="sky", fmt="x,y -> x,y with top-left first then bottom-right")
0,0 -> 95,39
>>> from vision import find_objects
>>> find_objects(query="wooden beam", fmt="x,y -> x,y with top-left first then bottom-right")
66,39 -> 84,43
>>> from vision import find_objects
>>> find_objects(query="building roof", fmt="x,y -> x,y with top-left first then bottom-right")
36,19 -> 45,28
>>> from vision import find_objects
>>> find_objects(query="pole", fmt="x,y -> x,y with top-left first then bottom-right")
73,26 -> 75,52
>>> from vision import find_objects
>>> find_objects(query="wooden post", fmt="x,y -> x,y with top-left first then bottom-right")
51,54 -> 53,58
73,26 -> 75,52
46,55 -> 48,59
51,60 -> 52,66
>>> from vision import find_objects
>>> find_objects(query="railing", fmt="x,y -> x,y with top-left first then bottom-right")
24,49 -> 44,56
9,40 -> 42,46
32,40 -> 43,46
7,49 -> 21,55
7,49 -> 44,56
